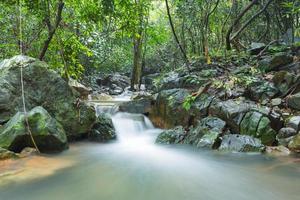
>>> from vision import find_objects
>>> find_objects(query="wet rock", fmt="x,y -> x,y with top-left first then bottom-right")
251,107 -> 284,132
155,126 -> 185,144
0,106 -> 68,153
0,55 -> 96,139
68,78 -> 92,99
240,111 -> 276,145
184,117 -> 225,149
240,111 -> 263,137
0,147 -> 18,160
277,127 -> 297,146
151,89 -> 190,128
119,96 -> 154,115
265,146 -> 291,156
190,94 -> 215,119
219,134 -> 264,152
259,53 -> 294,72
287,92 -> 300,110
89,113 -> 116,142
209,99 -> 255,133
256,116 -> 276,145
287,116 -> 300,132
288,133 -> 300,152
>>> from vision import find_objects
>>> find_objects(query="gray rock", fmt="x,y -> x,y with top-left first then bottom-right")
155,126 -> 185,144
0,106 -> 68,153
287,92 -> 300,110
96,73 -> 130,89
89,113 -> 116,142
277,127 -> 297,146
287,116 -> 300,132
119,96 -> 154,115
150,89 -> 190,128
209,99 -> 255,133
184,117 -> 225,149
219,134 -> 264,152
0,55 -> 96,139
273,71 -> 295,95
259,53 -> 294,72
68,78 -> 92,99
288,133 -> 300,152
271,98 -> 282,107
246,80 -> 278,102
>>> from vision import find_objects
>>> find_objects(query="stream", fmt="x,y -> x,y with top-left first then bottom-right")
0,110 -> 300,200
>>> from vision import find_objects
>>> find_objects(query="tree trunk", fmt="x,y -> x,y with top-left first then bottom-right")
39,0 -> 64,60
226,0 -> 258,50
165,0 -> 189,66
131,34 -> 143,91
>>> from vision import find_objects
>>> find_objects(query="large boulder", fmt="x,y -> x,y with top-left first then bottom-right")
0,56 -> 96,139
240,111 -> 277,145
150,89 -> 190,128
209,99 -> 255,133
89,113 -> 116,142
219,134 -> 264,152
0,106 -> 68,153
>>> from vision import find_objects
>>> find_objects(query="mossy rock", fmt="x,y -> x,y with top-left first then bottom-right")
0,106 -> 68,153
0,56 -> 96,139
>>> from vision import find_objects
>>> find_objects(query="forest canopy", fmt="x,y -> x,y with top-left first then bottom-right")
0,0 -> 299,88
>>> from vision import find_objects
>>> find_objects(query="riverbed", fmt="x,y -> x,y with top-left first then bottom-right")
0,112 -> 299,200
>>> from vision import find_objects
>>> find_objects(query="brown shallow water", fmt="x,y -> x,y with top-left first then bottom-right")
0,113 -> 299,200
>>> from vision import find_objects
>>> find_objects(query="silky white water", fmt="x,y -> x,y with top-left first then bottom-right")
0,112 -> 299,200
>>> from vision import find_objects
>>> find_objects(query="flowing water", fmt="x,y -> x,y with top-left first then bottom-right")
0,112 -> 300,200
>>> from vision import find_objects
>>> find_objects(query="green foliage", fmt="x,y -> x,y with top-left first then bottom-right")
183,95 -> 196,111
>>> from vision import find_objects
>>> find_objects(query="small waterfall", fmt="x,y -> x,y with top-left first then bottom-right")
111,112 -> 161,145
95,104 -> 119,116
